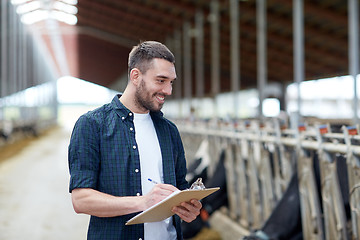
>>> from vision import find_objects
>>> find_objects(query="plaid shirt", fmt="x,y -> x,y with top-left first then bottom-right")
68,94 -> 189,240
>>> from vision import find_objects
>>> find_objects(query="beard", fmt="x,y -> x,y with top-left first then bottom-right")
134,80 -> 164,112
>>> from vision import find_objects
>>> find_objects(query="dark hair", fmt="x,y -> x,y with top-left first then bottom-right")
128,41 -> 175,76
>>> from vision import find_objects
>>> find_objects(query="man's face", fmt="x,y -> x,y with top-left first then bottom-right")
134,58 -> 176,113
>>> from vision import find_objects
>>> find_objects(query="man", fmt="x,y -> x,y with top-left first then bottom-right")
68,41 -> 202,240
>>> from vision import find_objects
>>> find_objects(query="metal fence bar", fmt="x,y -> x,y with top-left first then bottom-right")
178,125 -> 360,155
246,138 -> 263,229
316,125 -> 348,239
344,126 -> 360,240
296,148 -> 324,239
177,119 -> 360,238
224,141 -> 239,220
235,138 -> 251,227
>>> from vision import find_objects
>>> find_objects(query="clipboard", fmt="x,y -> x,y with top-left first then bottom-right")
126,187 -> 220,225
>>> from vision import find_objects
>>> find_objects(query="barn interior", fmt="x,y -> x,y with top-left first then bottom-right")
1,0 -> 360,239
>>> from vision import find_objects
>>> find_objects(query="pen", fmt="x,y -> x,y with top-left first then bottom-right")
148,178 -> 159,184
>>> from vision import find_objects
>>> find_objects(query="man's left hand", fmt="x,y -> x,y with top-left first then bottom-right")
172,199 -> 202,223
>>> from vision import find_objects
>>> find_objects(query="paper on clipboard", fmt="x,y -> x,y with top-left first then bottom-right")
125,187 -> 220,225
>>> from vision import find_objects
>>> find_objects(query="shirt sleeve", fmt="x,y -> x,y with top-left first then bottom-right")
68,113 -> 101,193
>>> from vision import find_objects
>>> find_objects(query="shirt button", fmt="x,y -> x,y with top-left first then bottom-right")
129,113 -> 133,116
135,168 -> 139,173
133,145 -> 136,149
121,117 -> 125,120
136,193 -> 140,196
130,127 -> 133,131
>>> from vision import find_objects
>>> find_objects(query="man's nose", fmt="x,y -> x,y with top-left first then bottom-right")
163,83 -> 172,95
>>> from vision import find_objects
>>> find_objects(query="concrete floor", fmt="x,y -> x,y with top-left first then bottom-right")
0,126 -> 89,240
0,122 -> 225,240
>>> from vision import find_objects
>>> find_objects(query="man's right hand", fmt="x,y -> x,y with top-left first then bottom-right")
142,183 -> 179,209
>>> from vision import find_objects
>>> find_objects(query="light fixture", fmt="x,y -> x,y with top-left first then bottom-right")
53,1 -> 78,15
59,0 -> 77,5
51,10 -> 78,25
11,0 -> 29,5
12,0 -> 78,25
16,1 -> 41,14
21,9 -> 48,25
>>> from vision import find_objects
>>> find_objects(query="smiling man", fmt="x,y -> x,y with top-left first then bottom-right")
68,41 -> 202,240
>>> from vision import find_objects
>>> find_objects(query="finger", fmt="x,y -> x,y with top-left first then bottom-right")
154,183 -> 179,193
172,200 -> 201,223
190,199 -> 202,209
151,184 -> 177,194
179,200 -> 202,213
172,206 -> 198,223
147,184 -> 180,207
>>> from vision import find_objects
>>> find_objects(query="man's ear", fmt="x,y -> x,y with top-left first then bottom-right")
130,68 -> 141,86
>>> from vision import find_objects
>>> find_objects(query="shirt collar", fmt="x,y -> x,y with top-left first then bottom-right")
111,94 -> 164,121
111,94 -> 132,121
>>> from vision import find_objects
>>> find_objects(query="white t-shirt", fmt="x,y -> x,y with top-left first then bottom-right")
133,112 -> 177,240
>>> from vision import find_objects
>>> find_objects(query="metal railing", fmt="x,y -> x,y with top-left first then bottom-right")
177,119 -> 360,239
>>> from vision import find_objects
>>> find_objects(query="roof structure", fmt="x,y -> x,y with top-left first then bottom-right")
33,0 -> 352,98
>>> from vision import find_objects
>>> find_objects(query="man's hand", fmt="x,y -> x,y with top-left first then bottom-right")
143,184 -> 202,223
172,199 -> 202,223
143,183 -> 178,209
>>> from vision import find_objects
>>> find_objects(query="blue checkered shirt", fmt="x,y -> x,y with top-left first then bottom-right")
68,94 -> 189,240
